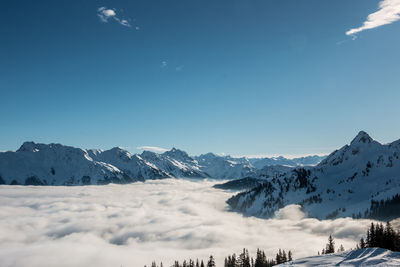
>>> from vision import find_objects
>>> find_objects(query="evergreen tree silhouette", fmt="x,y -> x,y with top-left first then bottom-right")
207,256 -> 215,267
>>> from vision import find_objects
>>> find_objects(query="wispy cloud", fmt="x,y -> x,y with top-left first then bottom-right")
175,65 -> 184,71
161,61 -> 167,68
97,7 -> 131,27
346,0 -> 400,36
137,146 -> 168,153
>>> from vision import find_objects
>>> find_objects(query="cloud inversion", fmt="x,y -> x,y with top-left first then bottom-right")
0,179 -> 388,267
346,0 -> 400,35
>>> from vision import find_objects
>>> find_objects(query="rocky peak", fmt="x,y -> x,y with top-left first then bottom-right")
17,141 -> 39,152
350,131 -> 373,146
163,147 -> 191,160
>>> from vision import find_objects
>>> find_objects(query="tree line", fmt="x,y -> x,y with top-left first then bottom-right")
357,222 -> 400,251
146,222 -> 400,267
145,248 -> 293,267
352,194 -> 400,220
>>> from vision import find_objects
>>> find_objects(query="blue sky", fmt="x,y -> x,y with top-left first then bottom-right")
1,0 -> 400,157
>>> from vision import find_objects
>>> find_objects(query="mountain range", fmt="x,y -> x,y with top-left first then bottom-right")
227,131 -> 400,220
0,142 -> 324,185
2,131 -> 399,221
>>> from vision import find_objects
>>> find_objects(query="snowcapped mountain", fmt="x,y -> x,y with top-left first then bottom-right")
195,153 -> 256,179
249,155 -> 325,169
141,148 -> 206,178
194,153 -> 324,179
213,165 -> 293,191
0,143 -> 214,185
227,131 -> 400,219
0,142 -> 169,185
0,142 -> 324,185
278,248 -> 400,266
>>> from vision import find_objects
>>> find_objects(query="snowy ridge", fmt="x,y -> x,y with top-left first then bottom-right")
195,153 -> 256,179
278,248 -> 400,266
0,142 -> 324,185
249,155 -> 325,169
228,131 -> 400,219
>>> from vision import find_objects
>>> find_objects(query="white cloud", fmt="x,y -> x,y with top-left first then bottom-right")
346,0 -> 400,35
0,179 -> 388,267
97,7 -> 131,27
161,61 -> 167,67
137,146 -> 168,153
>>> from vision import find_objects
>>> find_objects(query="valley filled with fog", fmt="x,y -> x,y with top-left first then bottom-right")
0,179 -> 385,267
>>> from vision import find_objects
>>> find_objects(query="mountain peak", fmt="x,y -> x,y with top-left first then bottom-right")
350,131 -> 373,145
109,146 -> 126,152
140,150 -> 158,158
106,147 -> 133,159
165,147 -> 186,154
17,141 -> 38,152
163,148 -> 191,160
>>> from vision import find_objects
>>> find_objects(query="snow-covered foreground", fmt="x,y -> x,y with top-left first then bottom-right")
278,248 -> 400,266
0,179 -> 395,267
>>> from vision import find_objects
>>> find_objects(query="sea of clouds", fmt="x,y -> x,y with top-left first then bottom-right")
0,179 -> 387,267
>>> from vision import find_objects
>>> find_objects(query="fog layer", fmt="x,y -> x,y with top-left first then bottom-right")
0,179 -> 378,266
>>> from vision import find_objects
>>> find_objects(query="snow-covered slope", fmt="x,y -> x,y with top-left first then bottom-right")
228,131 -> 400,219
141,148 -> 206,178
250,155 -> 326,169
0,142 -> 129,185
278,248 -> 400,267
195,153 -> 256,179
87,147 -> 170,181
194,153 -> 324,179
0,143 -> 211,185
214,165 -> 293,191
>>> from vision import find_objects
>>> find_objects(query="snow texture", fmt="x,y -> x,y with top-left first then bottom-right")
228,131 -> 400,219
278,247 -> 400,266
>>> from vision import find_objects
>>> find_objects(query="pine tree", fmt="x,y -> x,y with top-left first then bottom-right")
368,223 -> 375,247
360,237 -> 366,249
254,249 -> 263,267
282,250 -> 287,262
207,256 -> 215,267
200,260 -> 205,267
325,235 -> 335,254
244,249 -> 251,267
288,250 -> 293,261
231,254 -> 236,267
276,250 -> 281,264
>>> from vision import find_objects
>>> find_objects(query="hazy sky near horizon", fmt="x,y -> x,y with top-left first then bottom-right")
1,0 -> 400,156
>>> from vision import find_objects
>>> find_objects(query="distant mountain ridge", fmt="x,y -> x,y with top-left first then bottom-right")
227,131 -> 400,219
0,142 -> 325,185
